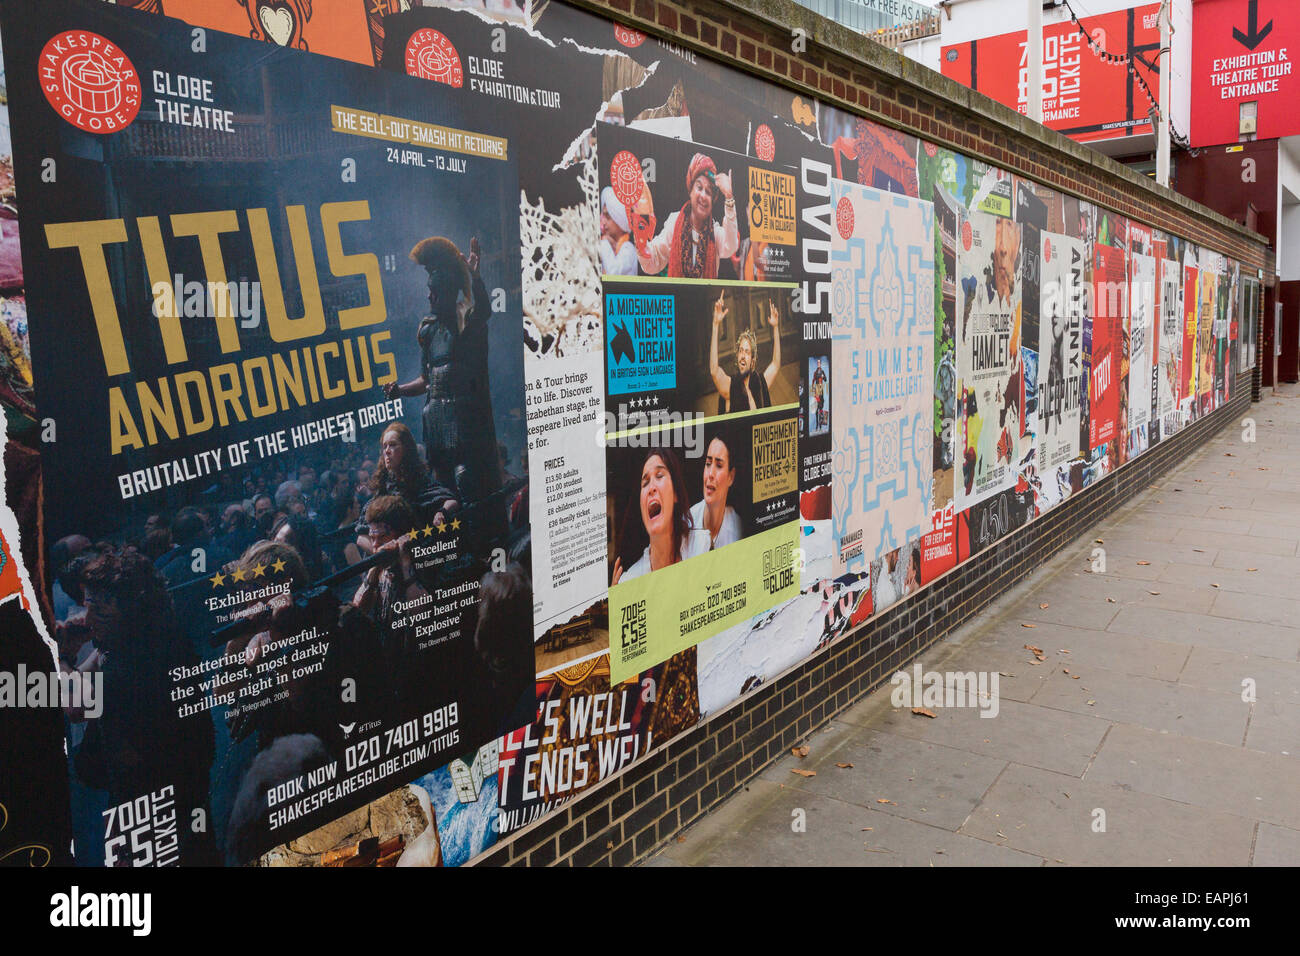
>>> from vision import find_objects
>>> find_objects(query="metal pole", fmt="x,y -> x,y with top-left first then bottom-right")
1157,0 -> 1171,186
1027,0 -> 1043,122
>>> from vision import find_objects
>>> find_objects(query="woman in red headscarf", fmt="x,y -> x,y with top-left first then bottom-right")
635,152 -> 739,279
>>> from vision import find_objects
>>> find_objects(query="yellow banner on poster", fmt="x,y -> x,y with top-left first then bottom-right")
608,522 -> 800,684
330,105 -> 508,160
751,417 -> 797,500
747,167 -> 796,245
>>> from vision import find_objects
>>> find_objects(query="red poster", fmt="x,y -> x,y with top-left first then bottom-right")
940,5 -> 1161,144
919,504 -> 957,585
1190,0 -> 1300,147
1090,244 -> 1127,449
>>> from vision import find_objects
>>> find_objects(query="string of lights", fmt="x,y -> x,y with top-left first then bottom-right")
1059,0 -> 1163,121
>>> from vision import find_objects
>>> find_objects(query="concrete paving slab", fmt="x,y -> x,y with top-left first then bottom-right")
978,621 -> 1191,682
1106,605 -> 1300,660
1252,823 -> 1300,866
1085,724 -> 1300,830
654,781 -> 1042,867
1210,589 -> 1300,630
1177,647 -> 1300,705
1028,664 -> 1248,746
869,697 -> 1110,777
960,763 -> 1255,866
1171,528 -> 1297,556
1243,698 -> 1300,758
759,729 -> 1007,831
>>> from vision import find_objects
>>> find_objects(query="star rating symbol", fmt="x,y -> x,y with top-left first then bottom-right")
271,558 -> 287,574
421,523 -> 434,539
231,567 -> 247,583
450,517 -> 461,531
435,520 -> 447,534
251,563 -> 267,578
209,571 -> 226,588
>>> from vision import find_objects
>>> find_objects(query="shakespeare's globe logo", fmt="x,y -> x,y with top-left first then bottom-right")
39,30 -> 141,133
405,27 -> 464,87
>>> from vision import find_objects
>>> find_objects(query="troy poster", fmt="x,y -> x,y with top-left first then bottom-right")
1036,233 -> 1084,471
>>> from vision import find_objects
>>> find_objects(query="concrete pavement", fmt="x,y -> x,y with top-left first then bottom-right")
649,385 -> 1300,867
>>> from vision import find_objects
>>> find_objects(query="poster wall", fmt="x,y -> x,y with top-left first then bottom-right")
0,0 -> 1248,867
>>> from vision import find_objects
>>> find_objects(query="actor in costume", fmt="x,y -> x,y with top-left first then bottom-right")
711,292 -> 781,413
689,433 -> 742,551
635,153 -> 738,279
599,186 -> 639,276
811,358 -> 828,429
356,422 -> 457,554
385,236 -> 504,504
612,447 -> 709,584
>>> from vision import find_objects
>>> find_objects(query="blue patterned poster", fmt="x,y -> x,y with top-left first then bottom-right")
828,182 -> 935,573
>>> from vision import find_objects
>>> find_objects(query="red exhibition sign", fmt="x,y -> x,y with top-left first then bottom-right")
940,4 -> 1161,144
1190,0 -> 1299,147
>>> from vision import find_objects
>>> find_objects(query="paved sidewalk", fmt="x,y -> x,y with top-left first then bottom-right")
650,386 -> 1300,867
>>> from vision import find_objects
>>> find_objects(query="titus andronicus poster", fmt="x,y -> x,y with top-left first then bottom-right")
2,0 -> 534,865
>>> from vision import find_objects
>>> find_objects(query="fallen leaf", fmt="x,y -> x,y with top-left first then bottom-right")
1247,568 -> 1258,572
877,798 -> 896,805
1137,560 -> 1151,566
1224,452 -> 1235,457
676,835 -> 687,843
1086,699 -> 1096,706
860,827 -> 873,832
1095,538 -> 1104,544
1022,623 -> 1037,629
1107,597 -> 1116,603
1148,590 -> 1161,595
791,745 -> 810,758
1211,583 -> 1220,588
1193,548 -> 1205,553
1060,649 -> 1070,654
1024,643 -> 1042,653
836,762 -> 854,769
911,707 -> 937,719
1072,675 -> 1080,680
1039,602 -> 1050,609
1063,668 -> 1071,674
791,769 -> 816,778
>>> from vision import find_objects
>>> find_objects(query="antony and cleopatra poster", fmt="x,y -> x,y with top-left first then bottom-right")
0,0 -> 1246,867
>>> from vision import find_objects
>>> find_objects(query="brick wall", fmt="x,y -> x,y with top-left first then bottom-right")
471,0 -> 1269,866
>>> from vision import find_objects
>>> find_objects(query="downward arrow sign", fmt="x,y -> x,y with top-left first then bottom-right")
1232,0 -> 1273,51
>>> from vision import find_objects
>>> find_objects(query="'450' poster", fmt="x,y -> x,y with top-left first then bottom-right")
1,0 -> 534,865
